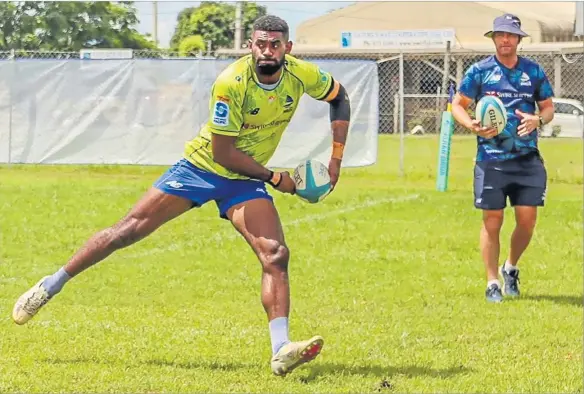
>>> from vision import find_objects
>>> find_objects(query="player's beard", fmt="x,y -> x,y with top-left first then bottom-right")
256,57 -> 285,76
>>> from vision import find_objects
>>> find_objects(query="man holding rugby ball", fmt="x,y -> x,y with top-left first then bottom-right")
451,14 -> 555,303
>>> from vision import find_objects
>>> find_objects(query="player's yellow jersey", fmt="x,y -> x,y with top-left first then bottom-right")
183,54 -> 336,180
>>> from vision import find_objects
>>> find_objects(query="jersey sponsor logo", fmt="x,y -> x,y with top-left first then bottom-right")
520,72 -> 531,86
485,91 -> 532,99
242,119 -> 290,130
213,100 -> 230,126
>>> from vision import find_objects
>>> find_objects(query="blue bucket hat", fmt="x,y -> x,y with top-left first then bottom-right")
484,13 -> 529,38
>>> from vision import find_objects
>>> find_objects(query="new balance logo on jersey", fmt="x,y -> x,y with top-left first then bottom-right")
485,70 -> 502,84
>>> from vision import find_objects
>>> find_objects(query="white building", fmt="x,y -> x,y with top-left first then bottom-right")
295,1 -> 583,51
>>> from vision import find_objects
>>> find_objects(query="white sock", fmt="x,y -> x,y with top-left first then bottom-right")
269,317 -> 290,355
487,279 -> 501,289
504,260 -> 518,273
42,267 -> 72,297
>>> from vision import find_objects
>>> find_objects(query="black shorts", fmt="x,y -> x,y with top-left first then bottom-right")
473,152 -> 547,210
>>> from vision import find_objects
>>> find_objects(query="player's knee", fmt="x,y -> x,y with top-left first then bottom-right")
483,211 -> 504,232
259,239 -> 289,270
516,215 -> 537,232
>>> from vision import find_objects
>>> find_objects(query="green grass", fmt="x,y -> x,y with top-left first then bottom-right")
0,135 -> 582,393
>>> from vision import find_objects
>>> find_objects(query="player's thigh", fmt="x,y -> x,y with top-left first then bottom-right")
226,197 -> 288,263
126,159 -> 219,236
509,156 -> 547,208
509,186 -> 546,208
123,187 -> 193,233
474,162 -> 507,210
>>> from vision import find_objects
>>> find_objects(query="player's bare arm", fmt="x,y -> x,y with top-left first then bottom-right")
322,79 -> 351,188
452,92 -> 498,139
211,133 -> 296,195
516,98 -> 554,136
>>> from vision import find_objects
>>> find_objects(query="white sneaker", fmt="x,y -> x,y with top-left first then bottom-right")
270,335 -> 324,376
12,276 -> 51,325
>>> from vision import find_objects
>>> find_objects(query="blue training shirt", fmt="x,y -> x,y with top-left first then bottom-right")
458,55 -> 554,161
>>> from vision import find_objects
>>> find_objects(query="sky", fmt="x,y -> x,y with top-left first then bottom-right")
133,1 -> 355,48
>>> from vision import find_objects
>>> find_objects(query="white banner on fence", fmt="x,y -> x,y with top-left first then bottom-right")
341,29 -> 455,50
0,58 -> 379,168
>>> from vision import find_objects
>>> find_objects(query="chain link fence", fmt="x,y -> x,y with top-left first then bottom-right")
215,47 -> 584,137
1,46 -> 583,139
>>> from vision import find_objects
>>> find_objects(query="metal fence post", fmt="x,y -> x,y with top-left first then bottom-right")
8,48 -> 14,165
399,51 -> 405,176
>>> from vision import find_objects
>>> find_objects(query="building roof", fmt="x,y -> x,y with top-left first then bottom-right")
294,1 -> 580,49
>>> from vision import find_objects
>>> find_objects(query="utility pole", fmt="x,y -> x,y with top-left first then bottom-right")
234,1 -> 242,49
575,1 -> 583,37
153,1 -> 158,46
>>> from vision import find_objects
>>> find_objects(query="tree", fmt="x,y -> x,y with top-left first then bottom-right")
170,1 -> 267,51
178,35 -> 206,56
0,1 -> 156,51
169,6 -> 197,50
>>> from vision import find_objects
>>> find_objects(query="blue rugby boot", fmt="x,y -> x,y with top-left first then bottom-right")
485,283 -> 503,303
500,264 -> 520,297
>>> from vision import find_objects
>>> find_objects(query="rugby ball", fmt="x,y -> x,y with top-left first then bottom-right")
475,95 -> 507,134
293,159 -> 331,204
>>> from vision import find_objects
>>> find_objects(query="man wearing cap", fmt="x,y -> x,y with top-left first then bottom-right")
451,14 -> 555,303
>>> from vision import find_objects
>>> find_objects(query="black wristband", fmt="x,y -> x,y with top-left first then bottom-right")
267,171 -> 282,187
265,170 -> 274,182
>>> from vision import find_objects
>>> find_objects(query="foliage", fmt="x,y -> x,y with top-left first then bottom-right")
0,1 -> 156,51
178,35 -> 206,56
170,1 -> 267,51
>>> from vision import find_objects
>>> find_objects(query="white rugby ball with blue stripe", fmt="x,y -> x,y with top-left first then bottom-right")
293,159 -> 331,204
475,95 -> 507,134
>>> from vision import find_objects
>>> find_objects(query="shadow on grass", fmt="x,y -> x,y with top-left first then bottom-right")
145,359 -> 257,372
42,357 -> 113,366
42,357 -> 256,372
300,362 -> 471,384
44,357 -> 472,387
144,359 -> 470,380
521,294 -> 583,307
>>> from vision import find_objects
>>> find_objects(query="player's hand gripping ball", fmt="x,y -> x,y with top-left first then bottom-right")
293,159 -> 331,203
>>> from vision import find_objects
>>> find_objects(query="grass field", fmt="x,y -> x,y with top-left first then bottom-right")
0,135 -> 582,393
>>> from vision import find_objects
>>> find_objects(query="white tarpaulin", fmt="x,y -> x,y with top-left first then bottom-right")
0,58 -> 378,168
